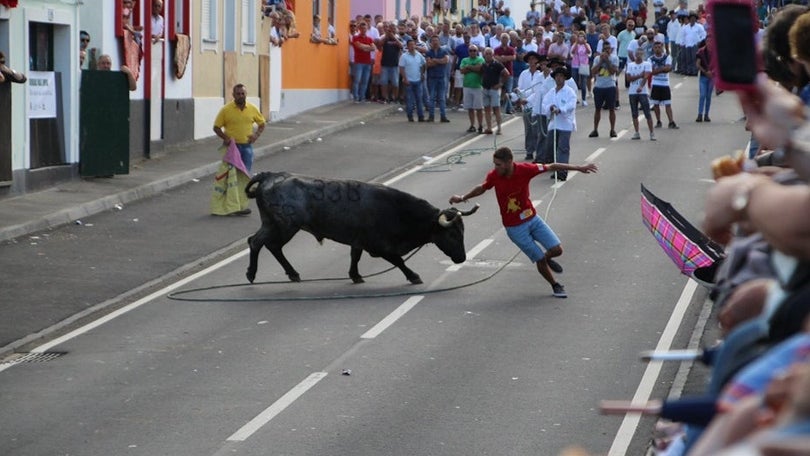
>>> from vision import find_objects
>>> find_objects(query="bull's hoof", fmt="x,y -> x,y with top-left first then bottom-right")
350,276 -> 365,284
246,270 -> 256,283
288,274 -> 301,282
408,276 -> 423,285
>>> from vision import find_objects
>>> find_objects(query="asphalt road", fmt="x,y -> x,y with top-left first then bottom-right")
0,78 -> 747,455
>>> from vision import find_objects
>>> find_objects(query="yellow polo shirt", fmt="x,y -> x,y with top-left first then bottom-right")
213,101 -> 266,144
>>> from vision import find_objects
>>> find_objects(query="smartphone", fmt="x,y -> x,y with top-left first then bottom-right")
707,0 -> 760,91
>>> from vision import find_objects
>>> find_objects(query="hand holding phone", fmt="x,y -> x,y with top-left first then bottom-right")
707,0 -> 760,92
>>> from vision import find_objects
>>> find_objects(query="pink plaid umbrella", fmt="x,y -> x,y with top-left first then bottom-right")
641,184 -> 724,276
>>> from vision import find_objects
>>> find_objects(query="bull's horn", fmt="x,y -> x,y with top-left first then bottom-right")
438,211 -> 457,227
460,204 -> 480,216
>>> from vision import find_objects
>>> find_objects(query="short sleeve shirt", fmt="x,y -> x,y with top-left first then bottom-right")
481,60 -> 506,89
351,33 -> 374,64
626,60 -> 652,95
649,53 -> 672,86
494,45 -> 515,75
425,47 -> 450,79
213,102 -> 266,144
460,56 -> 485,88
483,162 -> 548,227
593,54 -> 619,87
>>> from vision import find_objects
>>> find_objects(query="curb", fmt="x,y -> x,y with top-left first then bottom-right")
0,106 -> 398,243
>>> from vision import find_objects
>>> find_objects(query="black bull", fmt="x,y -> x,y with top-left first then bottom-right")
244,171 -> 479,284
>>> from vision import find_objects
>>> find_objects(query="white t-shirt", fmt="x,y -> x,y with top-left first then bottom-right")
151,14 -> 164,38
596,35 -> 619,57
626,60 -> 652,95
469,33 -> 486,49
522,41 -> 538,53
648,53 -> 672,86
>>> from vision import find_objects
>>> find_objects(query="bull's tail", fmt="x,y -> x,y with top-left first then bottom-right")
245,172 -> 272,199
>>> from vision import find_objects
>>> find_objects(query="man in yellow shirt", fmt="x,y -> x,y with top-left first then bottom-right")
213,83 -> 266,172
212,83 -> 266,216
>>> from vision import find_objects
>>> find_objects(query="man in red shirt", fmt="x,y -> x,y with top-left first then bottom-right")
449,147 -> 598,298
351,21 -> 376,102
493,33 -> 516,114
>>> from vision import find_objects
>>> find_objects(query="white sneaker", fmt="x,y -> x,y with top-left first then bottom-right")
650,132 -> 657,141
582,100 -> 588,107
631,132 -> 641,140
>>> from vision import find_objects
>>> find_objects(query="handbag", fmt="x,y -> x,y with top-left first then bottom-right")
578,62 -> 590,76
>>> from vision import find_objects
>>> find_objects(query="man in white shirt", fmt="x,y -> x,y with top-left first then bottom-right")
151,0 -> 164,43
676,12 -> 706,75
625,48 -> 655,140
468,23 -> 487,49
522,30 -> 539,53
539,66 -> 578,179
595,23 -> 618,57
516,52 -> 549,161
666,10 -> 681,69
648,39 -> 679,129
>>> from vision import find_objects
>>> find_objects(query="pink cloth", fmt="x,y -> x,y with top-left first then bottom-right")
222,140 -> 250,177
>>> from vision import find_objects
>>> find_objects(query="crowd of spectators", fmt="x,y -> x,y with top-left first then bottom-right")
585,1 -> 810,455
343,0 -> 756,135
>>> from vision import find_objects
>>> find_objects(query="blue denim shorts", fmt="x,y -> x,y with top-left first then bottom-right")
505,216 -> 561,263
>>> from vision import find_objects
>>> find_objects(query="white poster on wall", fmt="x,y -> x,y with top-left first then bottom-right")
28,71 -> 57,119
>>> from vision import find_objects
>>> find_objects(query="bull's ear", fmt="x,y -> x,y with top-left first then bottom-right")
459,204 -> 480,217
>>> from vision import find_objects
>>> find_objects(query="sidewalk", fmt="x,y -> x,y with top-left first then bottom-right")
0,101 -> 398,243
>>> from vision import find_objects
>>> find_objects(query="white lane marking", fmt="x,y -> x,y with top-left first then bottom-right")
611,129 -> 628,141
674,82 -> 683,90
28,250 -> 250,355
587,147 -> 606,162
446,239 -> 494,271
4,119 -> 514,364
383,117 -> 521,186
226,371 -> 328,442
361,296 -> 424,339
608,279 -> 699,456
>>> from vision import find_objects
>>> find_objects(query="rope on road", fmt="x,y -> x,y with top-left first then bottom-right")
418,126 -> 527,173
167,247 -> 523,303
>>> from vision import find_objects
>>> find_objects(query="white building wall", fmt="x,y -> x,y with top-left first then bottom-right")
15,2 -> 80,169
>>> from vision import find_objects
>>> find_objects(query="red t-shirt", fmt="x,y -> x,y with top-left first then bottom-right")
352,33 -> 374,64
494,45 -> 515,75
483,162 -> 547,227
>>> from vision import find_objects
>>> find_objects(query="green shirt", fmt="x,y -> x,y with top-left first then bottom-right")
460,56 -> 485,88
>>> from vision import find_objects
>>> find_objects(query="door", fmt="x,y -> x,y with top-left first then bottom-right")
79,70 -> 130,176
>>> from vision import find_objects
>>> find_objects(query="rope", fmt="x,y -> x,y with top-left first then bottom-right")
167,246 -> 524,303
544,110 -> 560,222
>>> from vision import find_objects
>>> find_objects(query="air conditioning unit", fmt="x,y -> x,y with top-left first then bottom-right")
0,6 -> 9,20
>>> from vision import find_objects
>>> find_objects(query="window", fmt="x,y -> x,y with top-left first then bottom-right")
312,0 -> 320,16
169,0 -> 190,41
201,0 -> 218,51
241,0 -> 256,50
326,0 -> 337,39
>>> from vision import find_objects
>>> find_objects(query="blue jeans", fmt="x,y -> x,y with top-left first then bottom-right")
405,80 -> 424,119
352,63 -> 372,101
698,75 -> 713,116
236,143 -> 254,172
427,77 -> 447,118
505,216 -> 561,263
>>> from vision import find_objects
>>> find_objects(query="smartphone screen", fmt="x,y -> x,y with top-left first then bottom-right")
712,3 -> 757,85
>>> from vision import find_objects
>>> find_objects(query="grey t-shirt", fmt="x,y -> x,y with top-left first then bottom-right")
592,54 -> 619,88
